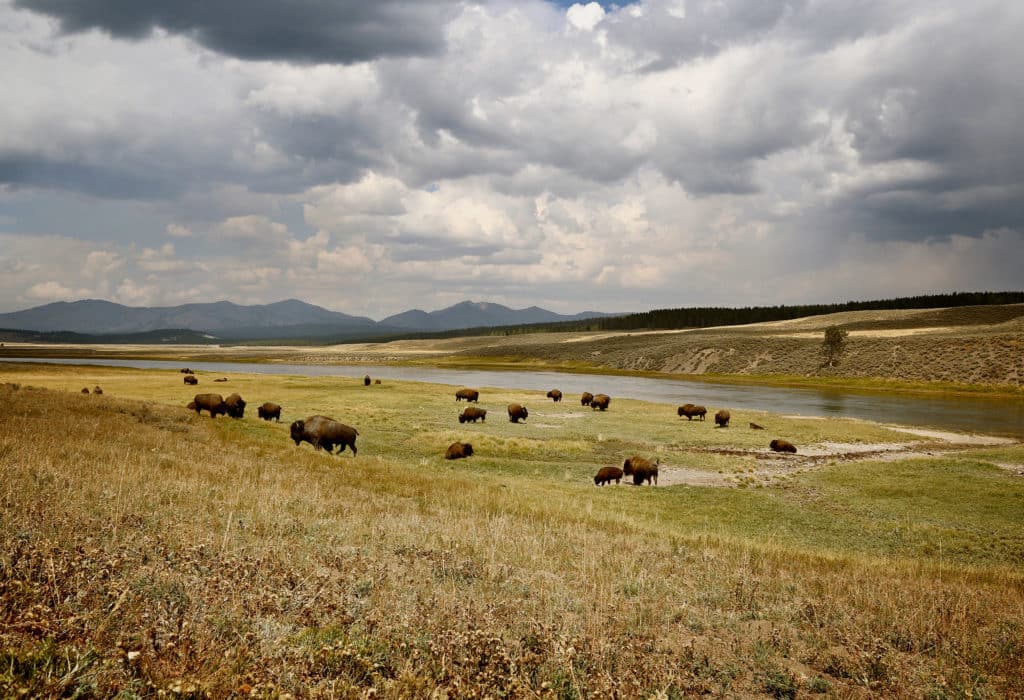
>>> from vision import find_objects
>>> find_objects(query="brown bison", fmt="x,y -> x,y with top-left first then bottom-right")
81,387 -> 90,394
593,466 -> 624,486
590,394 -> 610,411
622,456 -> 659,486
183,375 -> 198,385
546,389 -> 563,402
192,393 -> 227,418
92,386 -> 103,395
290,415 -> 359,456
677,403 -> 706,421
445,441 -> 474,460
224,393 -> 246,419
374,379 -> 382,384
258,402 -> 282,421
455,388 -> 480,402
715,409 -> 731,427
770,439 -> 797,453
580,392 -> 594,406
364,375 -> 371,386
749,422 -> 765,430
214,377 -> 228,383
507,404 -> 529,423
459,407 -> 487,423
180,368 -> 193,374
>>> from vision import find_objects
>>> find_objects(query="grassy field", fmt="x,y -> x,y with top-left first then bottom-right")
2,363 -> 1023,697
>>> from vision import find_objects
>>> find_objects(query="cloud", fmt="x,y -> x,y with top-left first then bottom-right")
14,0 -> 463,64
1,0 -> 1022,317
566,3 -> 605,32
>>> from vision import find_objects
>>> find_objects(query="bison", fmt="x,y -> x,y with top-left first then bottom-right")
183,375 -> 198,385
455,388 -> 480,402
749,422 -> 765,430
622,456 -> 659,486
445,441 -> 474,460
258,402 -> 282,422
81,387 -> 90,394
507,404 -> 529,423
224,393 -> 246,419
459,407 -> 487,423
290,415 -> 359,456
770,439 -> 797,453
192,393 -> 227,418
677,403 -> 706,421
593,466 -> 624,486
374,379 -> 382,384
180,368 -> 194,374
715,409 -> 731,427
590,394 -> 610,411
546,389 -> 563,402
364,375 -> 371,386
580,392 -> 594,406
92,386 -> 103,395
214,377 -> 228,383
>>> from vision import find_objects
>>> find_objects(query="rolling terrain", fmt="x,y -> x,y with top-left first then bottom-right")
1,364 -> 1022,696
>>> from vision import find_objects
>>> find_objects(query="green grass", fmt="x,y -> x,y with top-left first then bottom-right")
2,363 -> 1023,696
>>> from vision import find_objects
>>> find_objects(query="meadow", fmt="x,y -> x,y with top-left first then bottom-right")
1,362 -> 1023,698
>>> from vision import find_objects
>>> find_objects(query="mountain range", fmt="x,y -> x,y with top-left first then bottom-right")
0,299 -> 614,341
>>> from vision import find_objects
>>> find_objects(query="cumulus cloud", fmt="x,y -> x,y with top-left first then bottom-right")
1,0 -> 1022,316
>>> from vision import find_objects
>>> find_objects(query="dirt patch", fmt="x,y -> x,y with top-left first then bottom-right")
656,468 -> 730,487
883,426 -> 1018,445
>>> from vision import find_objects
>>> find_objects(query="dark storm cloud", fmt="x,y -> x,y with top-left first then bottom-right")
15,0 -> 463,64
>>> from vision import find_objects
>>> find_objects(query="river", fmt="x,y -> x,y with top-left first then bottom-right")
2,356 -> 1021,437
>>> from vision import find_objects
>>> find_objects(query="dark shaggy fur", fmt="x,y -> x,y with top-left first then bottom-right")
593,466 -> 624,486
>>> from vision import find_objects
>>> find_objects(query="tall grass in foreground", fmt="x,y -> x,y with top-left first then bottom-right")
1,377 -> 1022,698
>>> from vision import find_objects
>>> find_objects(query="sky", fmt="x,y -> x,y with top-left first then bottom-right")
1,0 -> 1022,318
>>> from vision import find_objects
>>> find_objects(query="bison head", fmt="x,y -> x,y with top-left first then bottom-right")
290,420 -> 305,445
622,458 -> 633,475
463,443 -> 474,456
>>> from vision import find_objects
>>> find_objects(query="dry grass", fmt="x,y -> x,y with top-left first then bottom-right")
2,368 -> 1023,698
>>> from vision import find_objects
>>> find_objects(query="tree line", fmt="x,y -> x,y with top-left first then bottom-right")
392,290 -> 1024,341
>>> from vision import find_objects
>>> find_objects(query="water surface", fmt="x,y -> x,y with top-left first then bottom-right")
3,356 -> 1021,437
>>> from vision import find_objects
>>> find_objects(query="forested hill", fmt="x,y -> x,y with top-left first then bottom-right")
400,291 -> 1024,340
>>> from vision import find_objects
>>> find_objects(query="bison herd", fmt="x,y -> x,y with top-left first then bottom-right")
170,371 -> 797,483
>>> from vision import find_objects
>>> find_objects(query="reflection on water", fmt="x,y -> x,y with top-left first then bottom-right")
2,356 -> 1021,437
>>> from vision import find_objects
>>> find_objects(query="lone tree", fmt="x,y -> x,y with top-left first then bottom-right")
821,325 -> 849,368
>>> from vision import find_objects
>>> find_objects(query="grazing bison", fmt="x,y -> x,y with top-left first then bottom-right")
580,392 -> 594,406
459,407 -> 487,423
81,387 -> 90,394
258,402 -> 282,422
715,409 -> 731,427
445,441 -> 474,460
214,377 -> 228,383
364,375 -> 371,386
180,368 -> 193,374
183,375 -> 198,385
224,393 -> 246,419
590,394 -> 610,411
374,379 -> 382,384
622,456 -> 659,486
749,422 -> 765,430
770,439 -> 797,453
455,388 -> 480,402
677,403 -> 707,421
192,393 -> 227,418
593,466 -> 624,486
546,389 -> 563,402
290,415 -> 359,456
507,404 -> 529,423
92,386 -> 103,395
186,401 -> 196,411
